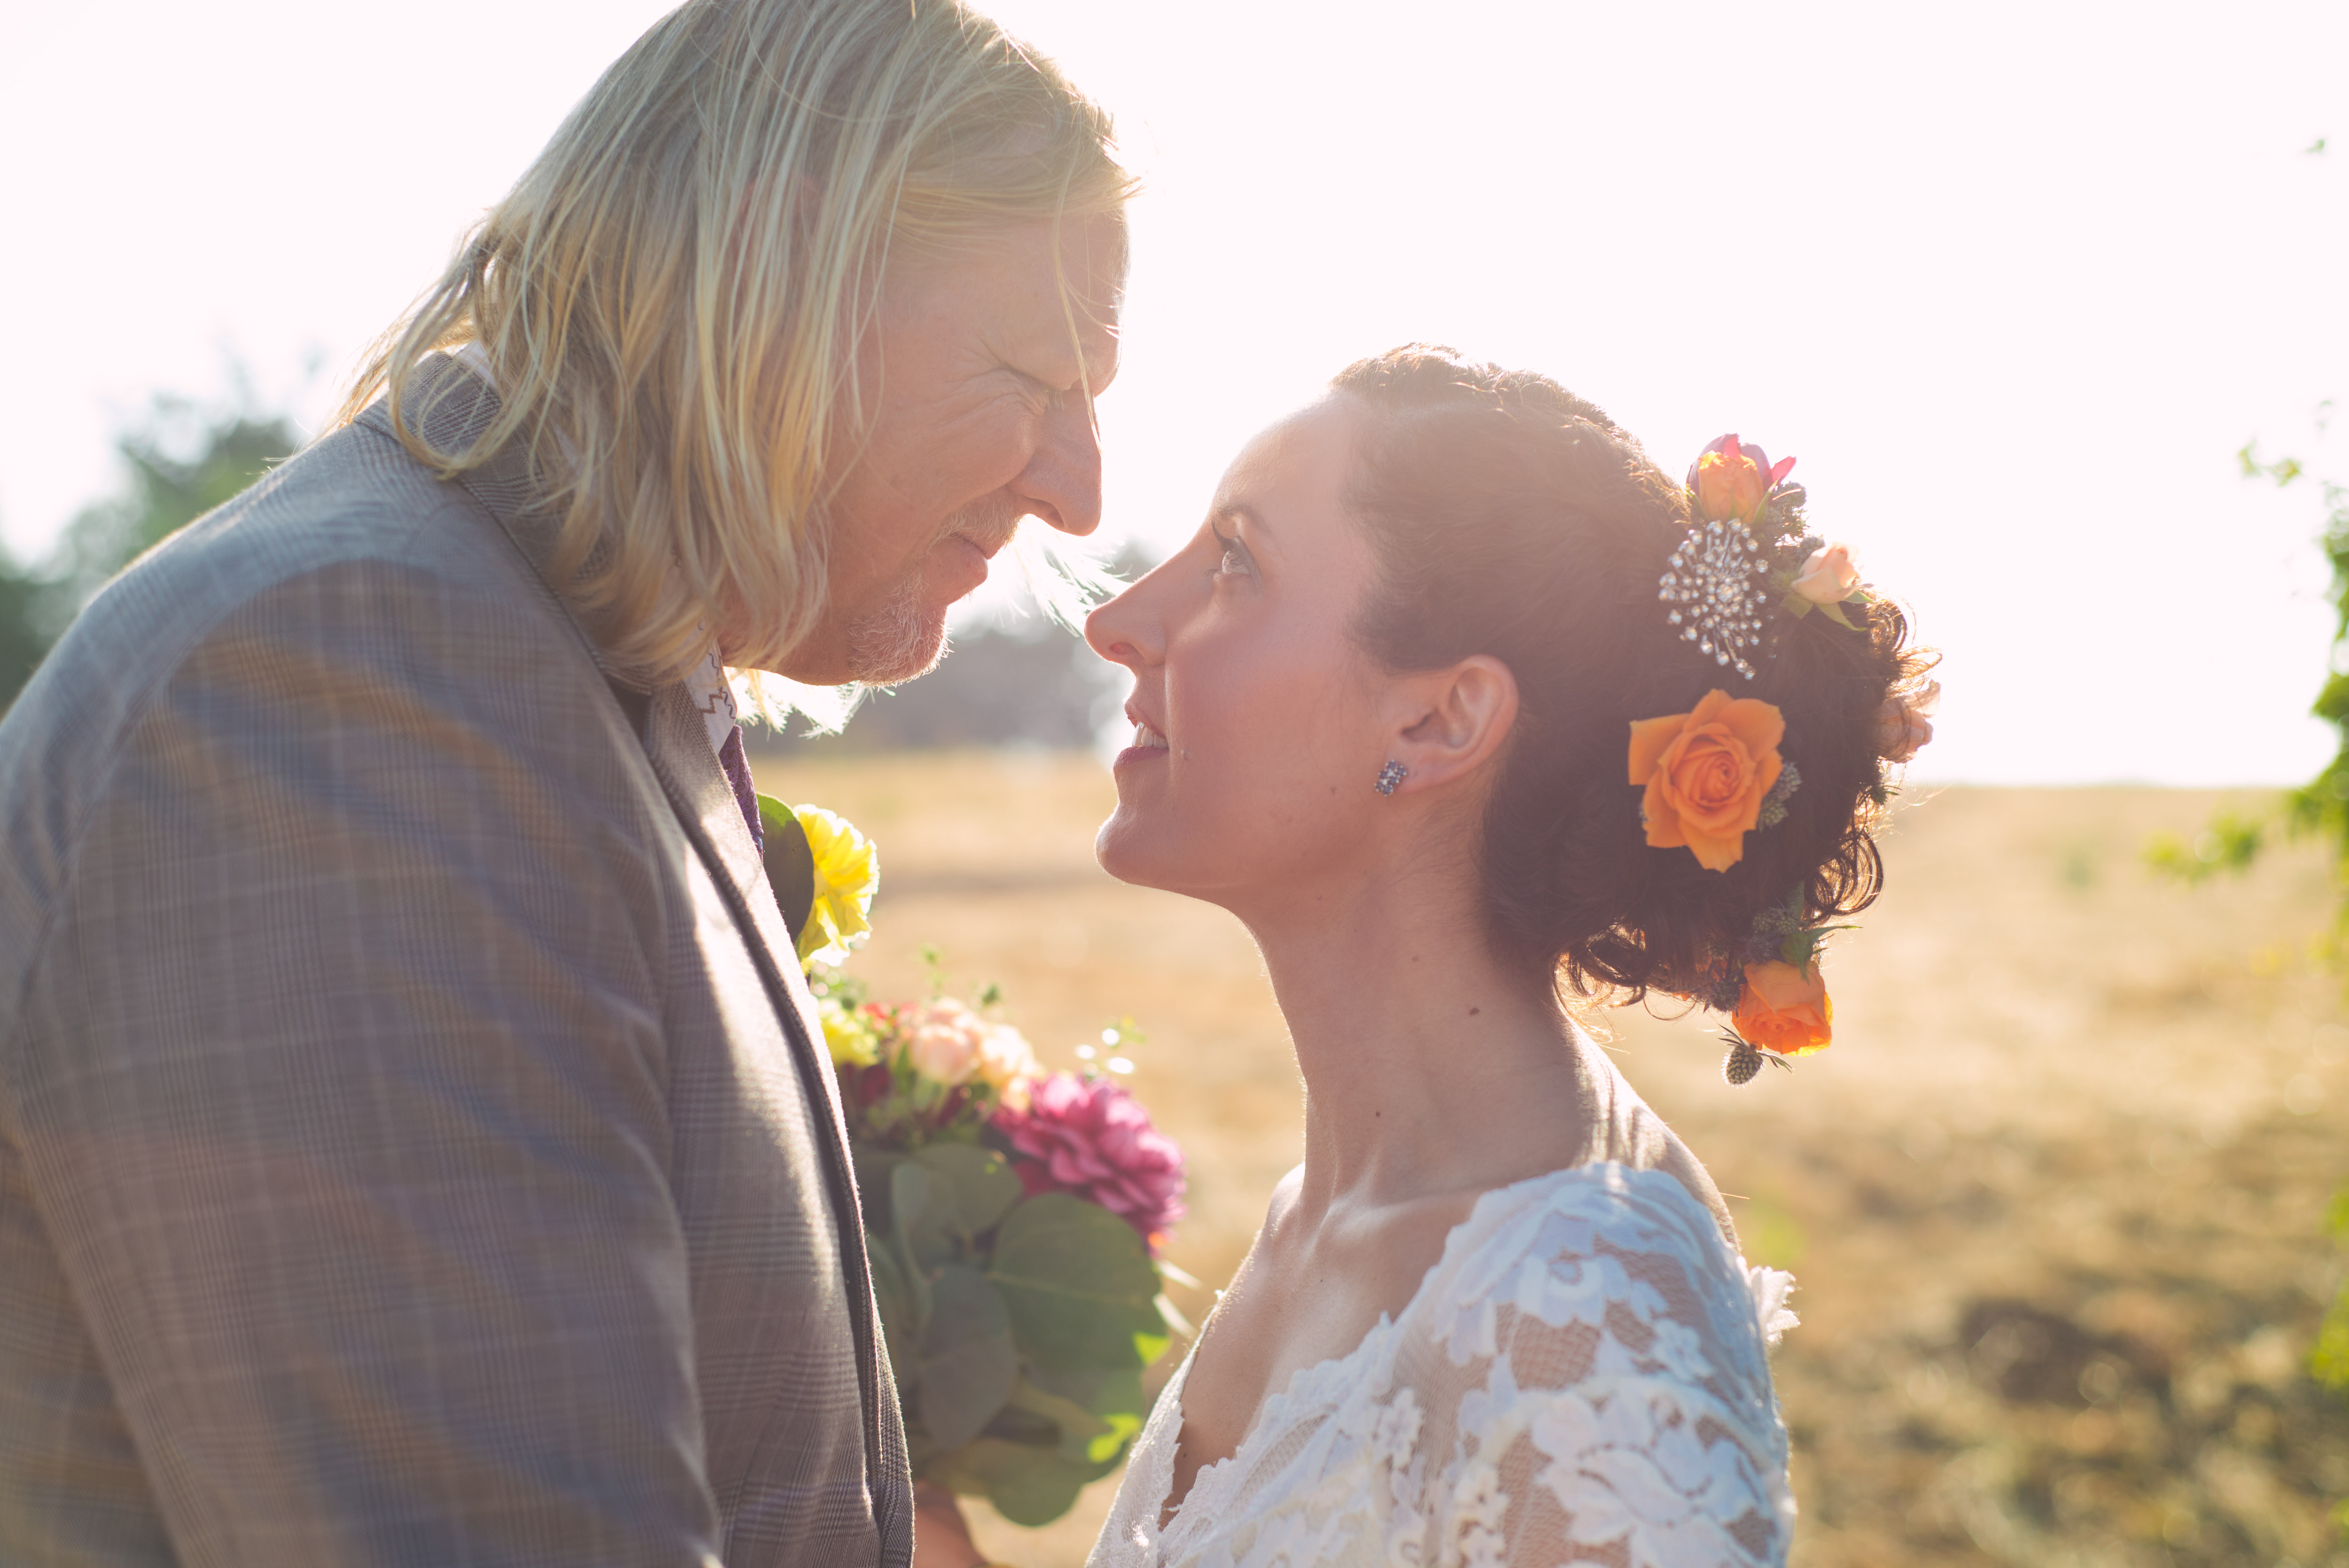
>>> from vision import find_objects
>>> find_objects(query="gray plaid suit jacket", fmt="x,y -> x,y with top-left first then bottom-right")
0,359 -> 913,1567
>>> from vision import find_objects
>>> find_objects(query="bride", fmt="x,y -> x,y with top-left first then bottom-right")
1073,345 -> 1934,1568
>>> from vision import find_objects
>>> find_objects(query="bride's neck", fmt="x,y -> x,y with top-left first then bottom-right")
1240,849 -> 1608,1215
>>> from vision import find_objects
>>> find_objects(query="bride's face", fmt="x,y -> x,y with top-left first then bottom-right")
1086,399 -> 1393,900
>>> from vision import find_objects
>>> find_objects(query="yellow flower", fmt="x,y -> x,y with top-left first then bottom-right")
793,804 -> 878,968
819,994 -> 879,1067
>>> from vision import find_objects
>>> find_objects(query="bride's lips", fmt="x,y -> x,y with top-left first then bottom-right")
1115,702 -> 1170,771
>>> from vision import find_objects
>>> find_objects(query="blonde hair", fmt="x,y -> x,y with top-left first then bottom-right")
339,0 -> 1132,688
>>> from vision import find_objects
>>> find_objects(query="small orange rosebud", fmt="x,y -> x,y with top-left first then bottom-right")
1694,448 -> 1769,524
1735,959 -> 1833,1056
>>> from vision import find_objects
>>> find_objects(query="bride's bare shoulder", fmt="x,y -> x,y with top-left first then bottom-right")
1586,1054 -> 1735,1240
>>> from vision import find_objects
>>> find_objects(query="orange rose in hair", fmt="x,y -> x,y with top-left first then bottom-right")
1735,959 -> 1833,1055
1627,689 -> 1786,872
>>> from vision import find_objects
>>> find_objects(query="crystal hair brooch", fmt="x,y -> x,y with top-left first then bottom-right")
1659,519 -> 1771,678
1659,434 -> 1805,680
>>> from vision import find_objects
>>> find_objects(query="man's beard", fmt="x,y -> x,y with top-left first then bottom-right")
843,574 -> 949,685
840,500 -> 1020,685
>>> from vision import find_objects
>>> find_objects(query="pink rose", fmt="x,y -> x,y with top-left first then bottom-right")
1791,543 -> 1860,605
993,1072 -> 1186,1251
1876,680 -> 1939,764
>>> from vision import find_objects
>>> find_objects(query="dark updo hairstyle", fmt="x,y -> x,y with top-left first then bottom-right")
1332,344 -> 1937,1006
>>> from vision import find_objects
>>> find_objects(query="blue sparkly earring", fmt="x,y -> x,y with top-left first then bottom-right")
1374,760 -> 1408,796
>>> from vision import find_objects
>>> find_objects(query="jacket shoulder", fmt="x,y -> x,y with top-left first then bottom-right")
0,421 -> 615,1048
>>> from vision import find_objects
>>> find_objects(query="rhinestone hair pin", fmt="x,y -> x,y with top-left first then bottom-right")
1660,434 -> 1804,680
1659,519 -> 1770,678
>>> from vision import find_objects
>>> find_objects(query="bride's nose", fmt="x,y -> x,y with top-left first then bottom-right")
1085,580 -> 1162,670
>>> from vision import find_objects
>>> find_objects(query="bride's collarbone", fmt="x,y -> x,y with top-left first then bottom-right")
1167,1189 -> 1472,1512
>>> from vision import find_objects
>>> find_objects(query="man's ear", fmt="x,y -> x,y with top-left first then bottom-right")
1382,655 -> 1519,797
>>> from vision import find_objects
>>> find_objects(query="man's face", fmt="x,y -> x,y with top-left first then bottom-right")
779,213 -> 1124,685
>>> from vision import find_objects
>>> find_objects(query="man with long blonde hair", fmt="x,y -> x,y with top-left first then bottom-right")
0,0 -> 1127,1563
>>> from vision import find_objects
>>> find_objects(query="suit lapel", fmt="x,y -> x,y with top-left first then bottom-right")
631,689 -> 889,1533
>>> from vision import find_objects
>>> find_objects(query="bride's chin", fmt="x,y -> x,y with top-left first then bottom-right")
1092,813 -> 1176,891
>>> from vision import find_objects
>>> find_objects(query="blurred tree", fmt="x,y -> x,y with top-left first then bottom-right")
0,383 -> 302,712
48,393 -> 303,607
2147,433 -> 2349,925
0,550 -> 54,706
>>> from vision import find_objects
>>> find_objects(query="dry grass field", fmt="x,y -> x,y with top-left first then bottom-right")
750,742 -> 2349,1568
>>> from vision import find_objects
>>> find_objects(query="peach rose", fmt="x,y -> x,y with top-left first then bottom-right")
1876,679 -> 1940,764
1735,959 -> 1833,1056
1791,543 -> 1860,605
906,999 -> 987,1086
1626,689 -> 1786,872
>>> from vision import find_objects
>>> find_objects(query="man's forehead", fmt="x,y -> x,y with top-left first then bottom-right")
1003,216 -> 1124,365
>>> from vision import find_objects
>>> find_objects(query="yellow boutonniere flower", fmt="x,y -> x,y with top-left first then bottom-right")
793,804 -> 878,967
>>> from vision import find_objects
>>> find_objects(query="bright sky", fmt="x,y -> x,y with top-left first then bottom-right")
3,1 -> 2343,784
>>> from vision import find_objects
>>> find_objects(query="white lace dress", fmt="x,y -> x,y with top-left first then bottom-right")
1088,1163 -> 1799,1568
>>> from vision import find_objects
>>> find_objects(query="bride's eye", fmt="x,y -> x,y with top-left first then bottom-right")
1210,525 -> 1253,579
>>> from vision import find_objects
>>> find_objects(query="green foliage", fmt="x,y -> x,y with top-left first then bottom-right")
0,553 -> 53,707
2145,812 -> 2272,886
2315,1192 -> 2349,1395
988,1194 -> 1168,1373
859,1148 -> 1165,1525
2157,441 -> 2349,932
48,395 -> 300,603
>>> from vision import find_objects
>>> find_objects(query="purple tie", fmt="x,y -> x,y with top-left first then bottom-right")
717,724 -> 764,854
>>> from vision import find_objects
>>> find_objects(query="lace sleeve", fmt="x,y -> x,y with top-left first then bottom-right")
1386,1168 -> 1794,1568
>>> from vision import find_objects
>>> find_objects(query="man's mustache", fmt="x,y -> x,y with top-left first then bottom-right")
937,497 -> 1023,559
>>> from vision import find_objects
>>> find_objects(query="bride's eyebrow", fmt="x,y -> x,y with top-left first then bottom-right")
1213,504 -> 1271,541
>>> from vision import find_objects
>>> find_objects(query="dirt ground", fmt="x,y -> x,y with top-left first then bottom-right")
751,743 -> 2349,1568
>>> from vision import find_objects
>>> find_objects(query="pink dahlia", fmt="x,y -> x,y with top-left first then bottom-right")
994,1072 -> 1186,1252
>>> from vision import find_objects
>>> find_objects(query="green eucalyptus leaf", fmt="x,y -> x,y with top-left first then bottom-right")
936,1437 -> 1119,1527
1001,1375 -> 1147,1465
892,1161 -> 959,1271
988,1193 -> 1168,1371
1024,1362 -> 1148,1424
917,1266 -> 1020,1451
911,1143 -> 1024,1236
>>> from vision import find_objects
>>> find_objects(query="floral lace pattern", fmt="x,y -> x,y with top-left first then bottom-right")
1089,1164 -> 1795,1568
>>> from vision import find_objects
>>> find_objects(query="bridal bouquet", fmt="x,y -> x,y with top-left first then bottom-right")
770,799 -> 1189,1527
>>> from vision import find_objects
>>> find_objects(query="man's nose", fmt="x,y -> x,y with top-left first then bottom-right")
1010,400 -> 1103,536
